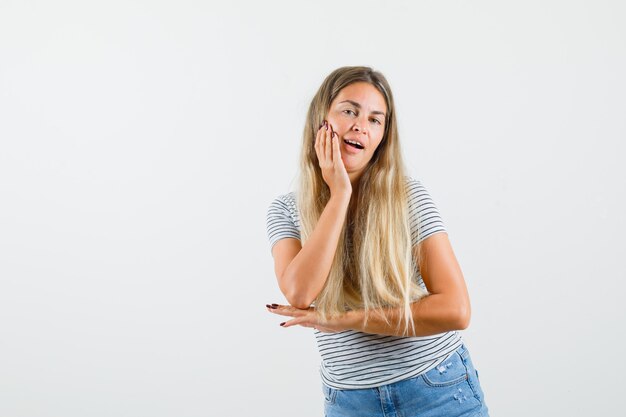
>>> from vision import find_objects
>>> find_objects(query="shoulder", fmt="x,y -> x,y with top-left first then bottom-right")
404,176 -> 429,206
267,191 -> 300,225
266,191 -> 301,251
404,175 -> 422,190
268,191 -> 298,212
404,176 -> 447,244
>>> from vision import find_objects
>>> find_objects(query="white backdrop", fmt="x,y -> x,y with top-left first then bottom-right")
1,1 -> 625,416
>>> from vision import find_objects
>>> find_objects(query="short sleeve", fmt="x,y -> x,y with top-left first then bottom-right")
406,178 -> 447,246
266,193 -> 301,254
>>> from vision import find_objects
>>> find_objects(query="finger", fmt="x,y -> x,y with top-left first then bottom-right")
321,122 -> 329,163
281,317 -> 314,329
325,126 -> 332,163
266,307 -> 295,317
332,132 -> 341,162
314,126 -> 321,157
267,304 -> 308,316
315,124 -> 325,163
280,319 -> 296,328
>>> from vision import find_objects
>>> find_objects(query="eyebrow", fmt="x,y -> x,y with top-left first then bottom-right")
338,100 -> 386,117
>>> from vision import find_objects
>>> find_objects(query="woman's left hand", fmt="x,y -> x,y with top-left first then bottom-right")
265,304 -> 346,333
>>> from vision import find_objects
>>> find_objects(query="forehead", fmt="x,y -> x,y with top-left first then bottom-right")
332,82 -> 387,112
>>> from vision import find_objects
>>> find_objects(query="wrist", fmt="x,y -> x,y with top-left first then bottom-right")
329,191 -> 351,205
341,309 -> 363,331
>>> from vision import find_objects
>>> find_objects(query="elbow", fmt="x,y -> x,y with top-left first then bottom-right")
285,291 -> 314,310
282,281 -> 314,310
454,303 -> 471,330
291,300 -> 313,310
279,270 -> 316,309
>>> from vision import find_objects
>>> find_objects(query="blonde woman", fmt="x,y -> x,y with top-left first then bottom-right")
266,66 -> 490,417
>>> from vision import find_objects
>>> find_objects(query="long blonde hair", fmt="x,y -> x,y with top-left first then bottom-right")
297,66 -> 428,337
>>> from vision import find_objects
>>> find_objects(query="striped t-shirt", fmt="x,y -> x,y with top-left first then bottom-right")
265,176 -> 463,390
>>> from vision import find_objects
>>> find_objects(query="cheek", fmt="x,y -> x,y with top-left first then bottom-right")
327,117 -> 344,132
370,136 -> 385,152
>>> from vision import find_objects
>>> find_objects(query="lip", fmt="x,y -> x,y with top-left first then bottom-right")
342,138 -> 364,154
343,137 -> 366,149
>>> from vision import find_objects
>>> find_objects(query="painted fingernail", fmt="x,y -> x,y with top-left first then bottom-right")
271,303 -> 278,307
280,322 -> 286,326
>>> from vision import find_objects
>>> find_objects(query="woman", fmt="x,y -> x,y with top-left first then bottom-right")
265,66 -> 490,417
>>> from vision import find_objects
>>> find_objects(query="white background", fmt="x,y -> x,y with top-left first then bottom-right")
1,1 -> 625,416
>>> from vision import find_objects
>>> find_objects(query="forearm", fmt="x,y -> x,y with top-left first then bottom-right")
340,293 -> 470,337
282,193 -> 351,309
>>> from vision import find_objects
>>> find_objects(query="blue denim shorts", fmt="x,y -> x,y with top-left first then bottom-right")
322,343 -> 489,417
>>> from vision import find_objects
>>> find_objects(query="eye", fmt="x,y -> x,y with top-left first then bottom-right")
370,118 -> 381,125
343,109 -> 356,116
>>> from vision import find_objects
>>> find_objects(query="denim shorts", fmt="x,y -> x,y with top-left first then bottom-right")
322,343 -> 489,417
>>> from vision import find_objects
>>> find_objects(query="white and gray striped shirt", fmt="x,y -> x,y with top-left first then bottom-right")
266,177 -> 463,389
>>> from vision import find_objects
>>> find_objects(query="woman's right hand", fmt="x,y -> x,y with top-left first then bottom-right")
315,120 -> 352,197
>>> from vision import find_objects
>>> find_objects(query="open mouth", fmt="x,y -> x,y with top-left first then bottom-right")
343,139 -> 364,150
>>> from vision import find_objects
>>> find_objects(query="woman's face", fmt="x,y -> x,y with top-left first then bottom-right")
326,82 -> 387,184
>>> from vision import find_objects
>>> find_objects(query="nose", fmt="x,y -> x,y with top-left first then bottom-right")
353,117 -> 368,135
